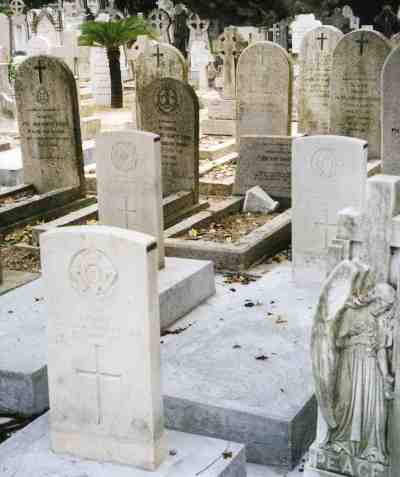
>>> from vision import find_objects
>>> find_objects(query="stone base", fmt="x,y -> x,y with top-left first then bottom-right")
208,98 -> 237,120
162,264 -> 320,468
0,414 -> 246,477
0,258 -> 215,416
0,269 -> 38,296
159,257 -> 216,329
201,118 -> 236,136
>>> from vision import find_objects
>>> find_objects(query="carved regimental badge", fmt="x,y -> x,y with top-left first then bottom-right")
311,148 -> 344,179
111,142 -> 137,172
156,85 -> 179,114
69,248 -> 118,297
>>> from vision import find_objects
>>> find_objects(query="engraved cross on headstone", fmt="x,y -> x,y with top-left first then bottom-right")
152,44 -> 164,68
317,33 -> 328,51
314,209 -> 337,249
355,33 -> 369,56
76,345 -> 122,425
118,197 -> 139,229
34,60 -> 46,84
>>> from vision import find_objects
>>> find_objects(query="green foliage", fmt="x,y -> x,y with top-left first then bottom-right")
78,15 -> 157,49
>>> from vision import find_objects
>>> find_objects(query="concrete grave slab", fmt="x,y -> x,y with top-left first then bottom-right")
0,414 -> 246,477
0,270 -> 38,296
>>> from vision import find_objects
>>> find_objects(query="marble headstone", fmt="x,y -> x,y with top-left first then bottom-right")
41,225 -> 167,470
139,77 -> 199,202
27,35 -> 51,55
292,135 -> 367,286
382,45 -> 400,175
236,41 -> 292,137
299,26 -> 343,135
234,135 -> 293,202
96,130 -> 165,269
330,30 -> 391,160
0,14 -> 10,56
14,55 -> 84,194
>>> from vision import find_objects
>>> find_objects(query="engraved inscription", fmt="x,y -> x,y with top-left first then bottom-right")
69,249 -> 118,297
35,86 -> 49,105
111,142 -> 137,172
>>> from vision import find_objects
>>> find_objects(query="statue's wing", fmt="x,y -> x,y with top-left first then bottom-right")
311,260 -> 363,429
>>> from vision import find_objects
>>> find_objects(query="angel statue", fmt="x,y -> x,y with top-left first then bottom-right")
311,259 -> 397,467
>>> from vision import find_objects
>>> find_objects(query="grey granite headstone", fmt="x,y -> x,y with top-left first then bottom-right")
234,135 -> 293,201
299,26 -> 343,135
382,45 -> 400,175
139,77 -> 199,202
237,41 -> 292,137
14,55 -> 84,194
330,30 -> 391,160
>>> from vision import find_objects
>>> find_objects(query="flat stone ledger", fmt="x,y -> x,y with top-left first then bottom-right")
14,55 -> 85,194
382,46 -> 400,175
292,135 -> 368,286
135,43 -> 188,129
41,226 -> 167,470
330,30 -> 391,160
307,445 -> 388,477
95,130 -> 165,269
237,41 -> 292,137
299,26 -> 343,135
140,78 -> 200,203
234,135 -> 292,202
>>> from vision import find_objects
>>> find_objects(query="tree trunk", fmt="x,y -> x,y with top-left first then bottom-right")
107,47 -> 123,109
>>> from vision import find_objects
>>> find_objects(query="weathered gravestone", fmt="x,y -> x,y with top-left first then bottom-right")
27,35 -> 51,55
139,77 -> 199,203
299,26 -> 343,135
216,26 -> 246,99
324,8 -> 350,33
41,226 -> 167,469
291,14 -> 322,54
135,42 -> 188,129
292,135 -> 368,287
234,135 -> 293,204
96,130 -> 165,269
382,45 -> 400,175
237,41 -> 292,138
306,258 -> 397,477
36,14 -> 58,47
14,55 -> 85,194
148,8 -> 172,44
330,30 -> 391,160
0,14 -> 10,57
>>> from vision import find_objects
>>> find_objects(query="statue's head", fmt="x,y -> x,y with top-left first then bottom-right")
374,283 -> 396,306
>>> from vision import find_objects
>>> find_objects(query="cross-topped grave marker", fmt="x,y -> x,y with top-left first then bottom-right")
41,225 -> 166,470
217,26 -> 245,99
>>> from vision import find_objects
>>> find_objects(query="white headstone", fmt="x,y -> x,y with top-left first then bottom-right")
27,35 -> 51,56
292,135 -> 368,286
291,14 -> 322,54
237,41 -> 292,137
41,225 -> 167,470
96,130 -> 165,269
330,30 -> 391,160
0,14 -> 10,56
189,39 -> 211,81
36,14 -> 58,47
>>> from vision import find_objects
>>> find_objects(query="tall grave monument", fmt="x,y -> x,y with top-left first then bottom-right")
14,55 -> 85,194
42,226 -> 167,469
330,30 -> 391,160
299,26 -> 343,135
236,41 -> 292,138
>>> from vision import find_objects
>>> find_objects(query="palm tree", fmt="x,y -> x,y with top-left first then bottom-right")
79,16 -> 155,108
